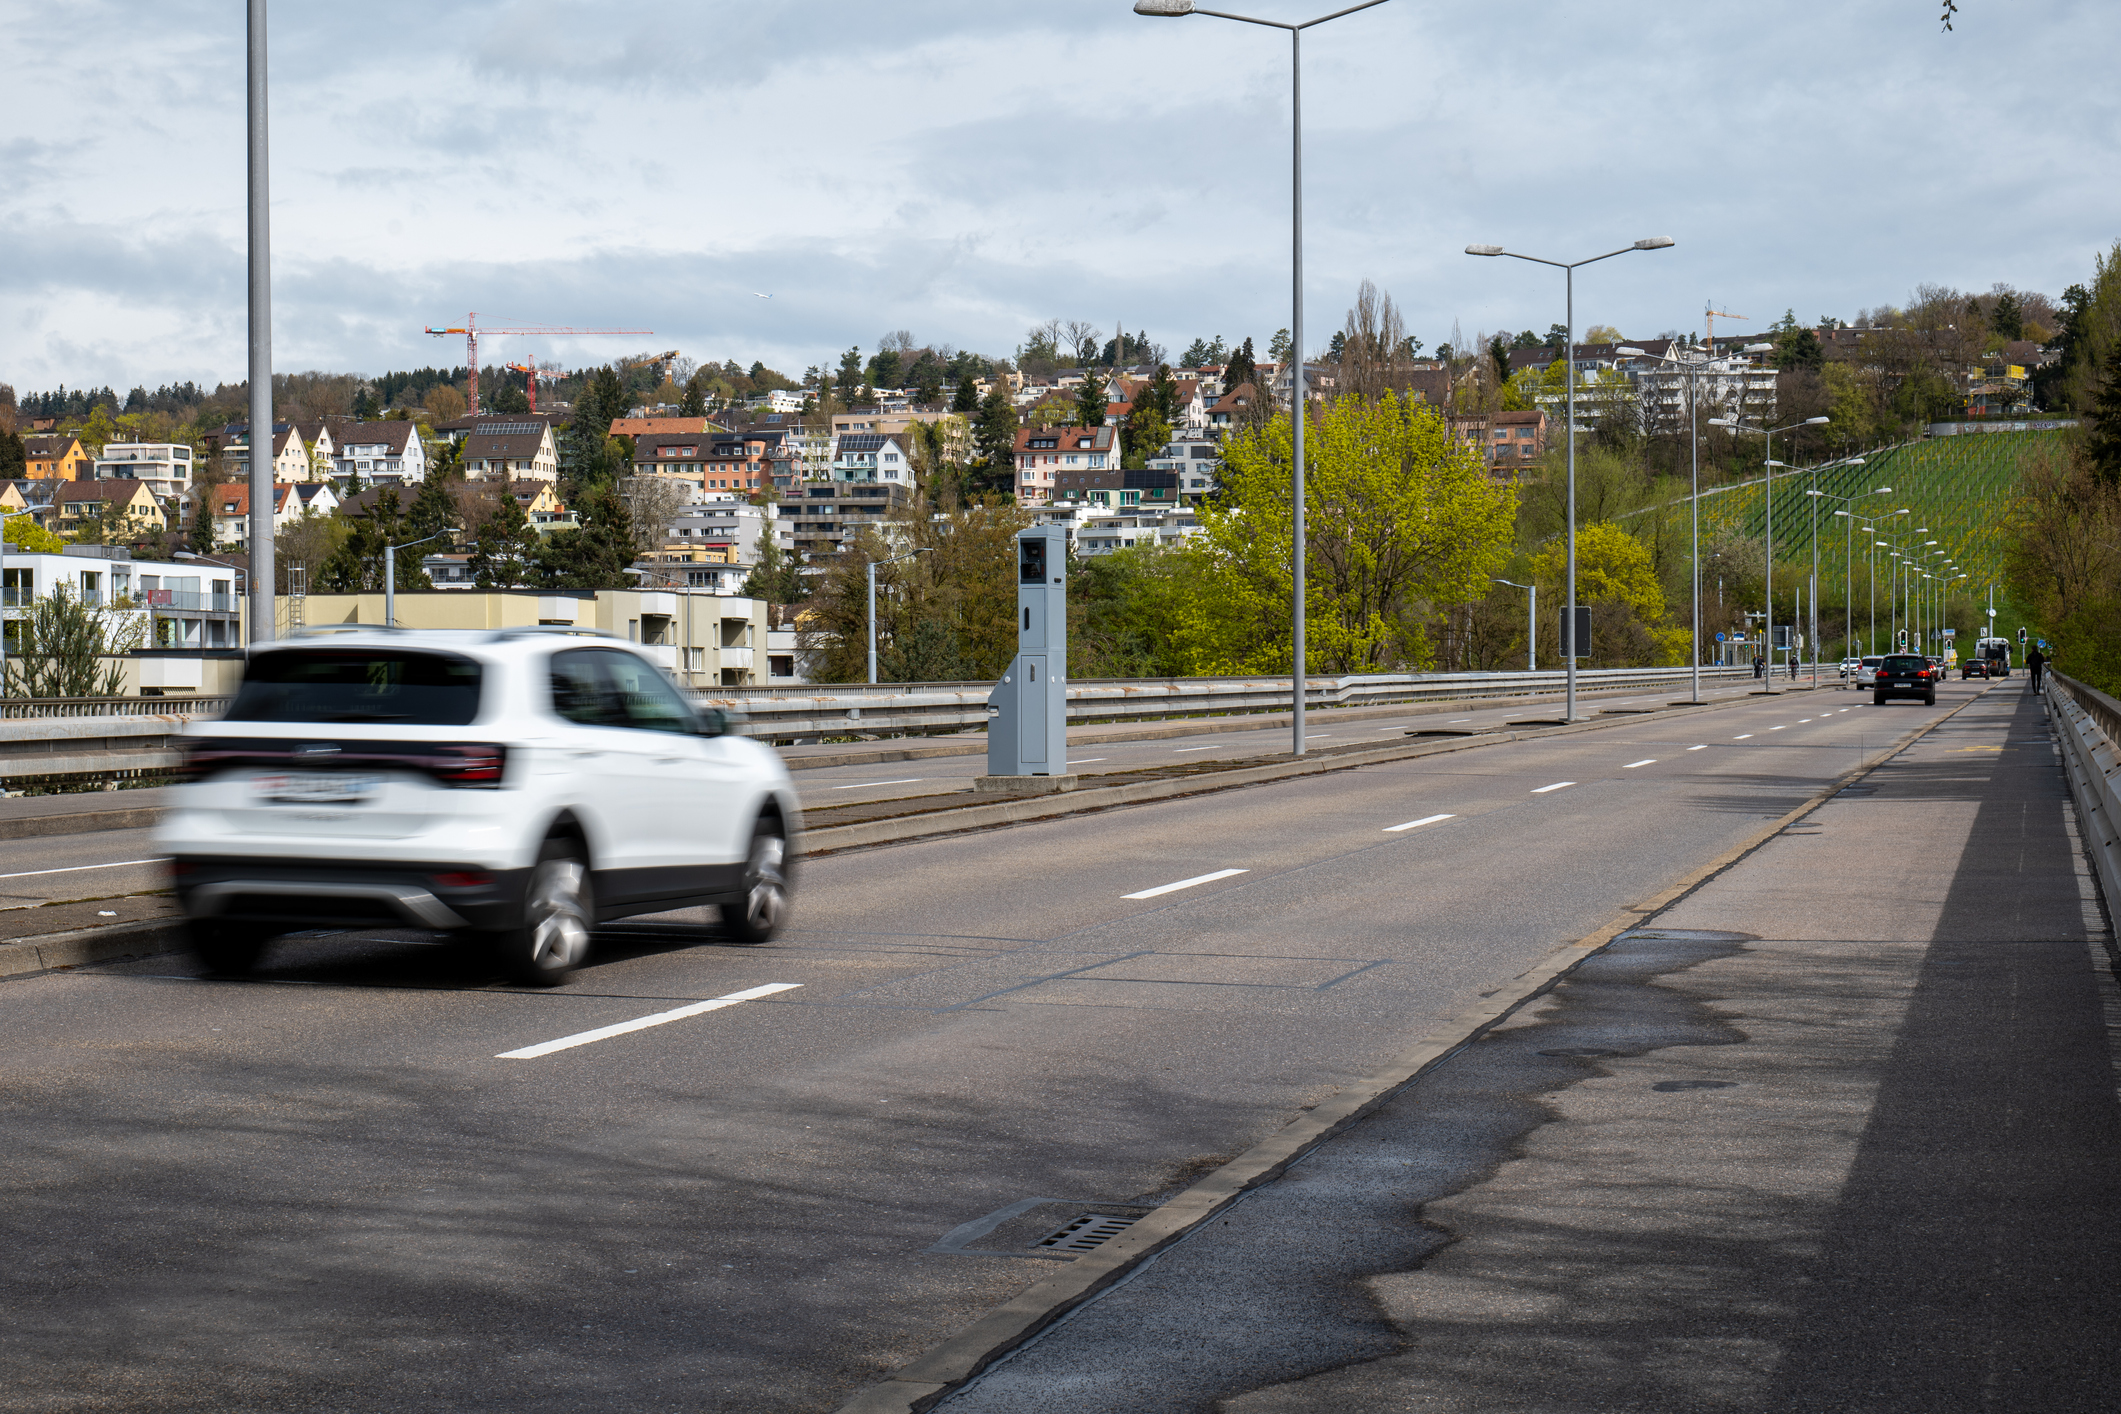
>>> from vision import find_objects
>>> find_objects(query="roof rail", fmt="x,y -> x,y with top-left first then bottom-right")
488,625 -> 618,641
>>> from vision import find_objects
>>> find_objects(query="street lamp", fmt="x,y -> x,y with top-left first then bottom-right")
1620,341 -> 1722,702
1802,465 -> 1879,669
868,546 -> 932,684
1135,0 -> 1398,756
0,507 -> 34,694
1468,237 -> 1674,719
1707,412 -> 1829,692
1492,579 -> 1535,672
1828,495 -> 1898,656
383,531 -> 450,629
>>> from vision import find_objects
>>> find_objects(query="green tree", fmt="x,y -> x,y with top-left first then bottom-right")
1990,290 -> 2025,341
318,487 -> 426,592
972,388 -> 1020,494
1121,400 -> 1172,470
952,374 -> 980,414
469,488 -> 539,589
738,535 -> 806,604
1489,334 -> 1512,387
533,482 -> 635,589
1187,393 -> 1518,673
680,372 -> 709,417
1267,328 -> 1293,363
4,515 -> 64,554
836,346 -> 864,402
1075,371 -> 1108,429
0,428 -> 26,478
871,348 -> 903,389
2082,348 -> 2121,489
3,583 -> 145,698
560,366 -> 627,493
1529,521 -> 1688,665
488,379 -> 531,415
1225,338 -> 1258,393
402,468 -> 459,549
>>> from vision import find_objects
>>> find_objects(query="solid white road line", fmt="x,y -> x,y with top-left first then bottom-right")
1531,782 -> 1576,794
1384,813 -> 1456,833
0,858 -> 161,881
1687,744 -> 1708,751
496,983 -> 802,1059
1068,758 -> 1107,764
1123,868 -> 1249,900
1622,759 -> 1656,768
829,778 -> 925,790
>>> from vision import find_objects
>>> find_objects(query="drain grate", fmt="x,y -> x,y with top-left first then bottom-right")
1034,1212 -> 1140,1253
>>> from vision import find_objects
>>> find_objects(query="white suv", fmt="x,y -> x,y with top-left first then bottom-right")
158,628 -> 800,984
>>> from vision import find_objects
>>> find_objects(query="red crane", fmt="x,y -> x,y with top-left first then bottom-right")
423,313 -> 652,415
501,362 -> 553,414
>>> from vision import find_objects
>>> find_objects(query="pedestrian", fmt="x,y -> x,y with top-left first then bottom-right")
2028,643 -> 2047,691
1788,653 -> 1798,681
1753,653 -> 1764,680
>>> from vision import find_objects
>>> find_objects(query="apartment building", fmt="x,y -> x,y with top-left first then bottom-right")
333,420 -> 429,485
93,442 -> 194,504
209,482 -> 341,547
462,420 -> 560,481
1013,425 -> 1117,506
782,483 -> 913,559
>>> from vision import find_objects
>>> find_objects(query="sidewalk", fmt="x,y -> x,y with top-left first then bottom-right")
940,684 -> 2121,1413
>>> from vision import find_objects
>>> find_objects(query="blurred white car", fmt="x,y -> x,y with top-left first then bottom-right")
158,629 -> 800,983
1853,656 -> 1885,688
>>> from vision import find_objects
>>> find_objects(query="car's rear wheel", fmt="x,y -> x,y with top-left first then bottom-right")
1873,693 -> 1886,706
1925,691 -> 1937,706
491,837 -> 593,986
188,920 -> 275,975
720,816 -> 791,945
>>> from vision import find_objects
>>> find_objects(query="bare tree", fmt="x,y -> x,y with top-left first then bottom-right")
1338,279 -> 1413,404
619,475 -> 694,554
881,330 -> 918,355
1063,320 -> 1101,364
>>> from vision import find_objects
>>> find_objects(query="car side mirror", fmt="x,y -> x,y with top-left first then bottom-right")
694,706 -> 730,738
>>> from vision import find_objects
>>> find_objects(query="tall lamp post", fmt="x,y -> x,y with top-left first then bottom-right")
1467,237 -> 1674,720
1492,579 -> 1536,672
1135,0 -> 1398,756
1827,498 -> 1902,656
383,531 -> 449,629
1801,466 -> 1880,661
1618,341 -> 1722,703
868,546 -> 932,684
246,0 -> 275,644
1707,413 -> 1829,692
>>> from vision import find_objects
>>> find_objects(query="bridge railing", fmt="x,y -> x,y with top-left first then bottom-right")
2048,671 -> 2121,913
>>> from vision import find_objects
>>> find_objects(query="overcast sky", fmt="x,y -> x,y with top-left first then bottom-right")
6,0 -> 2116,394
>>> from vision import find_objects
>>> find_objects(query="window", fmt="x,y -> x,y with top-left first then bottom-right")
598,649 -> 696,732
228,649 -> 484,725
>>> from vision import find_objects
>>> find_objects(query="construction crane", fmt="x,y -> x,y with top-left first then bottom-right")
422,313 -> 652,415
500,362 -> 557,414
1705,304 -> 1748,357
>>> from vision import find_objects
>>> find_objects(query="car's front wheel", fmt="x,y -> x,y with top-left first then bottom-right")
721,817 -> 791,945
188,920 -> 275,975
490,837 -> 594,985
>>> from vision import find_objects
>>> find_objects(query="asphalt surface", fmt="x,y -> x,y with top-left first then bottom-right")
0,679 -> 1984,1412
940,682 -> 2121,1413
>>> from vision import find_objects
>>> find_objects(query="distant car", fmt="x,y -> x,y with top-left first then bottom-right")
1854,656 -> 1885,689
1873,653 -> 1939,706
1838,657 -> 1862,684
157,629 -> 802,984
1960,658 -> 1990,680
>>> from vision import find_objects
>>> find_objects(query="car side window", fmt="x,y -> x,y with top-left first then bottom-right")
551,649 -> 623,727
596,650 -> 696,734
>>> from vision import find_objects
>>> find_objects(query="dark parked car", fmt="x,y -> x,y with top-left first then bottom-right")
1874,653 -> 1939,706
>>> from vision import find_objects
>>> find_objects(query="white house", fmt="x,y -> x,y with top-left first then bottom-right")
666,496 -> 786,565
210,482 -> 341,548
0,545 -> 246,652
93,443 -> 195,504
830,432 -> 913,484
334,420 -> 429,485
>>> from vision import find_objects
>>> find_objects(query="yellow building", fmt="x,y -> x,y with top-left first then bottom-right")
55,480 -> 167,538
23,433 -> 91,480
295,587 -> 768,687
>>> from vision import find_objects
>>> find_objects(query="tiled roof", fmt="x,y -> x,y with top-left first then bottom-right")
333,420 -> 418,454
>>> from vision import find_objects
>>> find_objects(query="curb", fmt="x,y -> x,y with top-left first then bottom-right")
0,806 -> 162,842
802,687 -> 1789,857
0,918 -> 187,982
828,686 -> 1989,1414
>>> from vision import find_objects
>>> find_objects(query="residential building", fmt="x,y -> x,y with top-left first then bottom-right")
1146,438 -> 1221,500
51,480 -> 167,539
93,442 -> 195,506
1620,344 -> 1779,429
1482,409 -> 1548,471
783,483 -> 914,560
831,432 -> 914,485
608,415 -> 728,440
462,419 -> 560,481
1013,425 -> 1117,506
630,547 -> 751,595
293,421 -> 339,478
423,552 -> 478,589
431,413 -> 565,448
1205,384 -> 1261,436
220,424 -> 312,482
828,411 -> 971,466
667,497 -> 785,565
0,544 -> 246,654
22,433 -> 91,481
510,480 -> 573,533
209,482 -> 340,548
333,420 -> 429,485
294,587 -> 769,688
744,389 -> 804,413
1047,463 -> 1182,513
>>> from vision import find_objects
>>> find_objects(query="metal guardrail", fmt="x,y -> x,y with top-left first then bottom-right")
0,668 -> 1752,780
0,695 -> 232,720
696,666 -> 1754,741
2047,671 -> 2121,920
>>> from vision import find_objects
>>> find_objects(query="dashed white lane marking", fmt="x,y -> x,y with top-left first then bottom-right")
1068,758 -> 1106,764
1687,744 -> 1708,751
1735,734 -> 1754,739
0,858 -> 161,880
1123,868 -> 1249,900
1622,759 -> 1656,769
1448,719 -> 1472,723
1769,726 -> 1786,731
496,983 -> 803,1059
1384,813 -> 1456,833
1531,782 -> 1576,794
829,778 -> 924,790
1173,746 -> 1218,752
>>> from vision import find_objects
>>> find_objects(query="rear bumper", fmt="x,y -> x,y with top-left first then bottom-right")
170,857 -> 530,932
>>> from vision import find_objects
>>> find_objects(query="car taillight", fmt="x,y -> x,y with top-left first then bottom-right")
430,743 -> 507,788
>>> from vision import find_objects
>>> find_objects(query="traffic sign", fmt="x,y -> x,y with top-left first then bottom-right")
1715,632 -> 1726,642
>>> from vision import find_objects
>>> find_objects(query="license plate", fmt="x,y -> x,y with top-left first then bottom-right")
254,772 -> 380,803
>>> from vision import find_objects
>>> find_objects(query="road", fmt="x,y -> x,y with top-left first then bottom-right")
0,680 -> 1970,1411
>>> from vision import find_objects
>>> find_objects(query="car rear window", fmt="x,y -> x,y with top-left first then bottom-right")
1882,656 -> 1927,672
1862,658 -> 1883,666
225,649 -> 484,725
